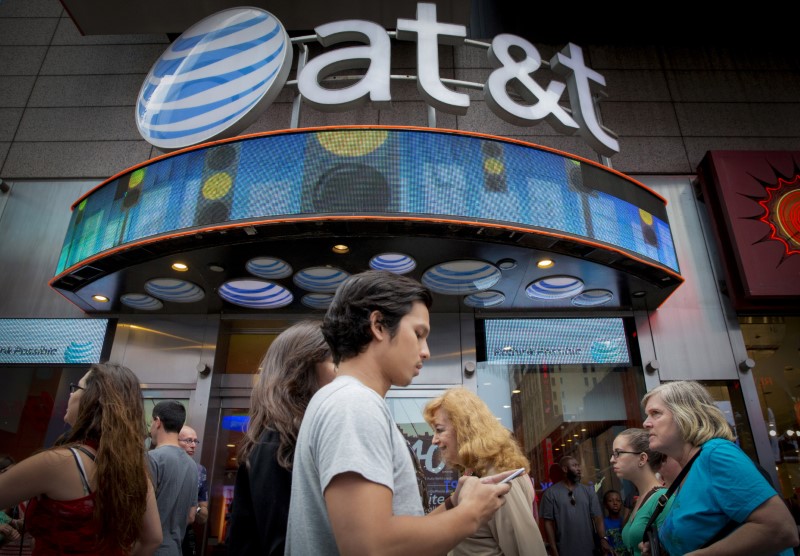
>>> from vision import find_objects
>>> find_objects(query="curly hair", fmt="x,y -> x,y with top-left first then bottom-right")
617,428 -> 666,471
239,321 -> 331,470
423,388 -> 529,476
57,363 -> 149,552
642,381 -> 734,446
322,271 -> 432,365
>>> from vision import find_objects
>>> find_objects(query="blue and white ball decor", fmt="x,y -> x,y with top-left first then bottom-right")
120,293 -> 164,311
369,253 -> 417,274
246,257 -> 293,279
144,278 -> 205,303
293,267 -> 350,293
526,275 -> 585,300
572,289 -> 614,307
219,279 -> 293,309
422,260 -> 501,295
464,291 -> 505,308
301,293 -> 335,310
136,8 -> 294,150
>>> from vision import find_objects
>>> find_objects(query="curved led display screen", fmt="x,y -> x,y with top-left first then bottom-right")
56,128 -> 679,276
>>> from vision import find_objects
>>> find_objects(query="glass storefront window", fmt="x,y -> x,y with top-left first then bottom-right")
476,317 -> 646,504
741,316 -> 800,499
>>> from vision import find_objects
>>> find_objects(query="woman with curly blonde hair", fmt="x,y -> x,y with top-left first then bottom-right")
424,388 -> 546,556
0,363 -> 161,555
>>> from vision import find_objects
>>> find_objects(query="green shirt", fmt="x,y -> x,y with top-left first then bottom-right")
621,488 -> 673,556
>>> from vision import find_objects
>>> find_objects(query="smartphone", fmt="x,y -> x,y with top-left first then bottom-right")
499,467 -> 526,484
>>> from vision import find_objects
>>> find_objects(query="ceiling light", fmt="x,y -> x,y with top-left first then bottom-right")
497,258 -> 517,270
581,428 -> 587,432
503,405 -> 511,409
512,389 -> 521,394
92,295 -> 109,302
573,434 -> 579,437
537,258 -> 554,269
332,244 -> 350,254
208,263 -> 225,272
172,262 -> 189,271
226,444 -> 235,448
632,291 -> 647,298
769,429 -> 777,437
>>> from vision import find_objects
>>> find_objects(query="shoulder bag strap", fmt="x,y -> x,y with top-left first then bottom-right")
68,447 -> 93,495
641,448 -> 702,544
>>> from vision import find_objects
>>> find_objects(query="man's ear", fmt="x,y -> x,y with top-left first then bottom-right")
369,310 -> 386,341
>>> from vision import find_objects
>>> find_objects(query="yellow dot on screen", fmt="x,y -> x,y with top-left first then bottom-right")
484,157 -> 504,175
129,168 -> 145,189
317,130 -> 388,157
202,173 -> 233,200
639,209 -> 653,225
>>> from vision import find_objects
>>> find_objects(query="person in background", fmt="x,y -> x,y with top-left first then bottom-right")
226,321 -> 336,556
285,271 -> 514,556
424,388 -> 547,556
539,456 -> 609,556
179,426 -> 208,556
148,400 -> 198,556
0,456 -> 20,547
609,428 -> 667,556
642,380 -> 798,555
602,490 -> 628,555
0,363 -> 162,554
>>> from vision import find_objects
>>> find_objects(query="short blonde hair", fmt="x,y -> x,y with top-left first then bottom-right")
642,381 -> 734,446
423,388 -> 529,476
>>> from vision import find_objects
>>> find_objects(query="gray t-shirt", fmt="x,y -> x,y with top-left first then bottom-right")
286,375 -> 423,555
147,444 -> 199,556
539,481 -> 602,556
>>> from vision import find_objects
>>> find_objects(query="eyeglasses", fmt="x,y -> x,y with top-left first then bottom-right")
611,449 -> 641,460
568,490 -> 576,506
69,383 -> 85,394
179,438 -> 200,446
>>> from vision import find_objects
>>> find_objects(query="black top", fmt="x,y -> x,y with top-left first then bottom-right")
226,429 -> 292,556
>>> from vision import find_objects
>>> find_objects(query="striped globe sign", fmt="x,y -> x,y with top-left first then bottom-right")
246,257 -> 293,279
525,275 -> 585,300
422,260 -> 501,295
219,279 -> 293,308
572,289 -> 614,307
136,7 -> 293,150
121,293 -> 164,311
464,290 -> 506,308
293,267 -> 350,293
144,278 -> 205,303
301,293 -> 335,310
369,253 -> 417,274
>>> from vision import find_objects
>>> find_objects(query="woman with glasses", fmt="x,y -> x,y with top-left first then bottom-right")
641,381 -> 797,556
0,363 -> 161,555
609,428 -> 667,556
226,321 -> 336,556
423,388 -> 547,556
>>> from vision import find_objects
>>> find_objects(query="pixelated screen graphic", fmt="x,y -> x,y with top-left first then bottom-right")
56,129 -> 678,275
0,319 -> 108,364
484,318 -> 630,365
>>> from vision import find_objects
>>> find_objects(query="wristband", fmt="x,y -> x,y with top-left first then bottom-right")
444,495 -> 455,510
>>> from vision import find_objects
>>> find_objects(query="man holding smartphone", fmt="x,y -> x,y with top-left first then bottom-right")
286,271 -> 513,555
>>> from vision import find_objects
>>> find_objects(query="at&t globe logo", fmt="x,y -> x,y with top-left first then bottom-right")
136,7 -> 293,151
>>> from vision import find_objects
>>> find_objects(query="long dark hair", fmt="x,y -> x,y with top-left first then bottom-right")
57,363 -> 149,551
238,321 -> 331,470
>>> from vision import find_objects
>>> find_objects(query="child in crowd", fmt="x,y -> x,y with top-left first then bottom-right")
602,490 -> 630,555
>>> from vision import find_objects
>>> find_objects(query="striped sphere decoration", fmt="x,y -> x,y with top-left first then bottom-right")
571,289 -> 614,307
136,7 -> 293,149
368,253 -> 417,274
293,267 -> 350,293
218,279 -> 293,308
463,290 -> 506,308
525,275 -> 585,300
422,260 -> 501,295
246,257 -> 293,279
121,293 -> 164,311
301,293 -> 335,310
144,278 -> 205,303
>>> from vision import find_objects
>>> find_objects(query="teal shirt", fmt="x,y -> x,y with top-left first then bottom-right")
659,438 -> 791,556
621,488 -> 671,556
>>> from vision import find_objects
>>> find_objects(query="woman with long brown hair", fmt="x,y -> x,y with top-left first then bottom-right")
423,388 -> 547,556
226,321 -> 336,556
0,363 -> 161,555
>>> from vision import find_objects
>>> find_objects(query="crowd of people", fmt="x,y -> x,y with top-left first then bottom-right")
0,270 -> 797,556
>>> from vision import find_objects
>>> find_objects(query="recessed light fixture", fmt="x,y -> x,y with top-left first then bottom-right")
581,428 -> 587,432
497,258 -> 517,270
172,262 -> 189,271
537,258 -> 555,269
567,438 -> 573,442
502,405 -> 511,409
208,263 -> 225,272
573,434 -> 579,437
512,389 -> 521,394
226,444 -> 235,448
632,291 -> 647,298
92,295 -> 109,302
332,244 -> 350,254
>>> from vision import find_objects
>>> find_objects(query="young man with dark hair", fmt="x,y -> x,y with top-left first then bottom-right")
148,400 -> 199,556
286,271 -> 513,556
